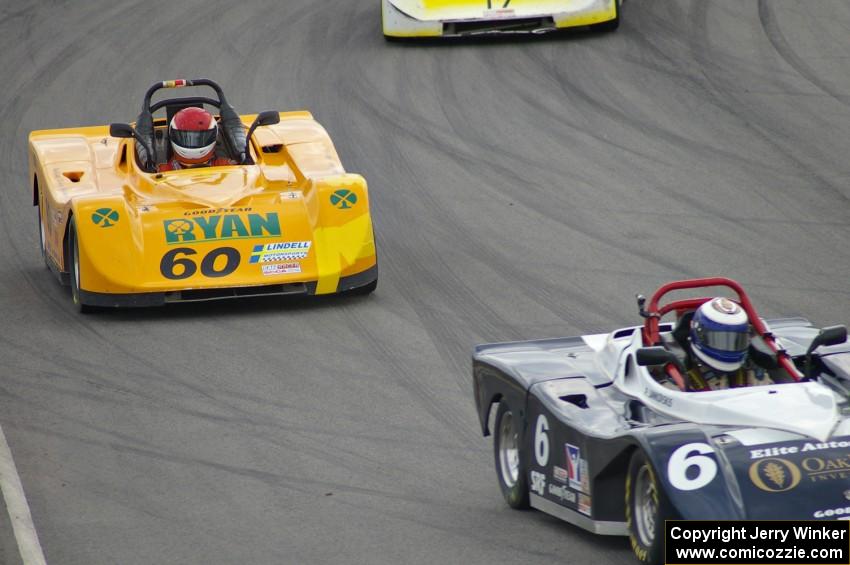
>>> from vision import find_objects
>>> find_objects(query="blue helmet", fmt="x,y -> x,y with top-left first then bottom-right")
690,297 -> 750,372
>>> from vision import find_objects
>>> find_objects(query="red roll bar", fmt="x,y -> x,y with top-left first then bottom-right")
641,277 -> 802,387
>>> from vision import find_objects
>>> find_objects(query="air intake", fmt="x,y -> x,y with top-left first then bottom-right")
444,17 -> 556,36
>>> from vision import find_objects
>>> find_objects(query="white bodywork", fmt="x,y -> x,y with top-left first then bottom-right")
587,329 -> 843,442
382,0 -> 619,37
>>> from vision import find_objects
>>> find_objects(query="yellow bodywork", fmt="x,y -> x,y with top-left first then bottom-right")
29,112 -> 377,304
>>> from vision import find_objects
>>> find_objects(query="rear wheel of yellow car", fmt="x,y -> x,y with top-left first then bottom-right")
625,450 -> 671,565
37,205 -> 49,270
68,217 -> 92,313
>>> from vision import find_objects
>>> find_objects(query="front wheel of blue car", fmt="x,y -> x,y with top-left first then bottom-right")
626,450 -> 671,565
493,401 -> 529,509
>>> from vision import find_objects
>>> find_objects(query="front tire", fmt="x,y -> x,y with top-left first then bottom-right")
625,450 -> 672,565
68,217 -> 93,313
493,401 -> 529,509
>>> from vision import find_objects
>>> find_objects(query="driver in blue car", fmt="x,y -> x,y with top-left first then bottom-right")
684,297 -> 768,390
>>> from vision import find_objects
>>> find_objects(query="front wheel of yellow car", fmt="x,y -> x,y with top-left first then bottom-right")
68,217 -> 93,313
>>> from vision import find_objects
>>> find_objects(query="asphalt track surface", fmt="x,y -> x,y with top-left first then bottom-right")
1,1 -> 850,564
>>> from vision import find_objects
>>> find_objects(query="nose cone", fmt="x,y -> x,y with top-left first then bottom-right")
708,384 -> 837,442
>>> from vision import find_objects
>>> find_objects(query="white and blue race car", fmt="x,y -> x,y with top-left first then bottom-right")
473,277 -> 850,564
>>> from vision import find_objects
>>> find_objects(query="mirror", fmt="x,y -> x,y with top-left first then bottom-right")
109,123 -> 135,138
818,326 -> 848,349
805,325 -> 848,378
242,111 -> 281,165
806,325 -> 848,357
255,110 -> 281,127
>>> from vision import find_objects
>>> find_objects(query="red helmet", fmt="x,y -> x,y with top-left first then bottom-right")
169,107 -> 218,164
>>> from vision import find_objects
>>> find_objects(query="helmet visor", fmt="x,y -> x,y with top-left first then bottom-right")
170,128 -> 217,150
697,329 -> 749,353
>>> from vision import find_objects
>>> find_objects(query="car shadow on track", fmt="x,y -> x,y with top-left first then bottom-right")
386,20 -> 616,48
529,509 -> 634,561
75,291 -> 375,322
383,26 -> 618,48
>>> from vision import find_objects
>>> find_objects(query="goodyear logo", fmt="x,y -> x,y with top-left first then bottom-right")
249,241 -> 311,263
163,213 -> 280,244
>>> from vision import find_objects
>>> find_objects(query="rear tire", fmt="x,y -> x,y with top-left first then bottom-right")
68,217 -> 93,313
625,450 -> 672,565
493,401 -> 529,509
37,205 -> 49,270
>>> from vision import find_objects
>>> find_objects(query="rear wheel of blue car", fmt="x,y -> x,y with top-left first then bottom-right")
494,402 -> 529,509
68,217 -> 92,313
626,450 -> 671,565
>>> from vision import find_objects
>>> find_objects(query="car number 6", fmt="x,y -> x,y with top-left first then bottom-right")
534,415 -> 549,467
667,442 -> 717,491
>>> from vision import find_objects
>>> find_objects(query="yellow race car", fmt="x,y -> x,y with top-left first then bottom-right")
382,0 -> 620,39
29,79 -> 378,311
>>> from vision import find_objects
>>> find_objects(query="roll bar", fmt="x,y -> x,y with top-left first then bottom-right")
638,277 -> 803,387
142,79 -> 230,114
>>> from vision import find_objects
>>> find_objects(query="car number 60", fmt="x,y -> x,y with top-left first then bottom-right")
667,442 -> 717,491
160,247 -> 241,280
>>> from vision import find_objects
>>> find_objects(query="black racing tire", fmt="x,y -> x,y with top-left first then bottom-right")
591,0 -> 620,32
67,217 -> 93,313
625,449 -> 673,565
493,401 -> 530,509
37,205 -> 49,270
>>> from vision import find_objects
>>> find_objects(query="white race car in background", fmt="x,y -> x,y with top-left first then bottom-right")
382,0 -> 621,39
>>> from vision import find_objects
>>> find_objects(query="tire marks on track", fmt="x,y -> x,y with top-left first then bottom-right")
758,0 -> 850,106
